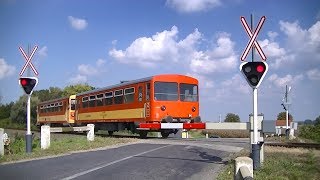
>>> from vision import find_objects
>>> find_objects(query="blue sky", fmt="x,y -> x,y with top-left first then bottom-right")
1,0 -> 319,122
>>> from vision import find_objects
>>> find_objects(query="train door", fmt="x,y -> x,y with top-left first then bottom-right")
144,83 -> 151,119
68,95 -> 76,123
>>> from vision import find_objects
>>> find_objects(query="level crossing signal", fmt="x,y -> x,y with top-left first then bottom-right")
240,61 -> 268,88
19,77 -> 38,95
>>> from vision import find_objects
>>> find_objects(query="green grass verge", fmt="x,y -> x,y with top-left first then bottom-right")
0,134 -> 137,163
217,147 -> 320,180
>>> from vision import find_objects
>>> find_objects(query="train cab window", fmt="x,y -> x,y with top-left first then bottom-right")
146,83 -> 150,101
70,99 -> 76,110
105,92 -> 113,105
124,87 -> 135,104
96,94 -> 104,106
180,84 -> 198,102
82,96 -> 89,108
154,82 -> 178,101
114,89 -> 123,104
40,106 -> 44,113
89,95 -> 96,107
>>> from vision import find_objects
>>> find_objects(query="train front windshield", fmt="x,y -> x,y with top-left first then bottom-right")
154,82 -> 198,102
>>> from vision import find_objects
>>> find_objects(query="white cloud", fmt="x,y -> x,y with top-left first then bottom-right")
220,74 -> 250,94
187,73 -> 214,89
307,68 -> 320,80
109,26 -> 201,67
268,74 -> 303,88
166,0 -> 221,13
262,20 -> 320,70
38,46 -> 48,57
68,16 -> 88,30
69,74 -> 87,84
0,58 -> 16,79
96,59 -> 106,66
78,64 -> 98,76
267,31 -> 278,41
189,33 -> 237,74
109,26 -> 236,74
69,59 -> 106,84
279,20 -> 319,60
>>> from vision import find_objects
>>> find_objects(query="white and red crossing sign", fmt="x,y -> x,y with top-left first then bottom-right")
19,46 -> 39,76
240,16 -> 267,61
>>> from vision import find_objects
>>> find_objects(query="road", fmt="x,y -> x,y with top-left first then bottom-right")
0,138 -> 249,180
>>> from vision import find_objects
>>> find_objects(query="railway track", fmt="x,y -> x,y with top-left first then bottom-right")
265,142 -> 320,149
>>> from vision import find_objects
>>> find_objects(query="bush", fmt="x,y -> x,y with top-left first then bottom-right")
298,125 -> 320,143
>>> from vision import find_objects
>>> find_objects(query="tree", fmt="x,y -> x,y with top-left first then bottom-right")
10,95 -> 40,124
277,112 -> 293,121
224,113 -> 240,122
0,102 -> 14,119
315,115 -> 320,126
62,84 -> 94,97
33,87 -> 63,102
304,119 -> 313,125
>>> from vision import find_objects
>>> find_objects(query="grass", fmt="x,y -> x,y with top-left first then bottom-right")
217,146 -> 320,180
0,133 -> 137,163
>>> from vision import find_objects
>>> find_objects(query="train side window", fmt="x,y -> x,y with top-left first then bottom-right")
89,95 -> 96,107
58,102 -> 63,111
82,96 -> 89,108
124,87 -> 135,104
138,86 -> 143,102
54,103 -> 59,112
114,89 -> 123,104
50,104 -> 55,112
146,83 -> 150,101
105,91 -> 113,105
44,105 -> 48,113
96,94 -> 104,106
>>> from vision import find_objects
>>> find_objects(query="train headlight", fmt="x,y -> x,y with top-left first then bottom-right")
161,105 -> 166,111
192,107 -> 196,112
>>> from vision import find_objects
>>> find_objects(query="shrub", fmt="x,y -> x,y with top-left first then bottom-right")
298,125 -> 320,143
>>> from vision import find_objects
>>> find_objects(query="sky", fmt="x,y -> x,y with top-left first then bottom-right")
0,0 -> 319,122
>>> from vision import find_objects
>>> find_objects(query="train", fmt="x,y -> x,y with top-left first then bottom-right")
37,74 -> 201,138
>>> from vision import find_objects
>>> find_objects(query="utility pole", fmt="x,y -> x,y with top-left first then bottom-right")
284,85 -> 291,139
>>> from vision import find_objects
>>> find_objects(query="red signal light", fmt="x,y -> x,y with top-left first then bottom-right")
256,65 -> 264,73
21,79 -> 28,86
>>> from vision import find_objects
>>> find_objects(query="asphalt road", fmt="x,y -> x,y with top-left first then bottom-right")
0,138 -> 249,180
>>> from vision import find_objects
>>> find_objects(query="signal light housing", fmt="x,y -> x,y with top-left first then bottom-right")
19,77 -> 38,95
240,61 -> 268,88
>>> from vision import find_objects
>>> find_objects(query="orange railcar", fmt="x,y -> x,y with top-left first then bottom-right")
37,74 -> 200,138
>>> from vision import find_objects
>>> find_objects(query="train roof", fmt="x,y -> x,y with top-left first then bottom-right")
38,96 -> 69,105
76,76 -> 153,96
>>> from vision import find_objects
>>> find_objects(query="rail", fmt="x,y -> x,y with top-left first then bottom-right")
265,142 -> 320,149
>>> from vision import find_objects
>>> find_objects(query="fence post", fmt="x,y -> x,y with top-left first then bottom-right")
234,157 -> 253,180
87,124 -> 95,141
0,128 -> 4,156
41,125 -> 50,149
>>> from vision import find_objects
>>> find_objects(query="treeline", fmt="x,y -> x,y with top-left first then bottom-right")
299,115 -> 320,143
0,84 -> 94,126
